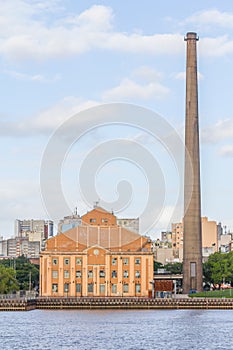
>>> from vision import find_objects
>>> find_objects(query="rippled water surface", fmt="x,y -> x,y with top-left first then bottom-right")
0,309 -> 233,349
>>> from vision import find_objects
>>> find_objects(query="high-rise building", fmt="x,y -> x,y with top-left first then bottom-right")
117,218 -> 139,234
172,217 -> 218,262
0,236 -> 40,258
58,214 -> 82,234
217,222 -> 223,241
15,219 -> 54,240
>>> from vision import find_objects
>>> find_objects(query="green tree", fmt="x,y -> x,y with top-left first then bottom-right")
154,260 -> 163,272
203,252 -> 233,287
0,256 -> 39,291
0,265 -> 19,294
164,262 -> 183,274
15,256 -> 39,290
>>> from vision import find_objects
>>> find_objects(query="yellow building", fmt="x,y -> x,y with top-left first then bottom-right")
40,208 -> 153,297
171,217 -> 218,262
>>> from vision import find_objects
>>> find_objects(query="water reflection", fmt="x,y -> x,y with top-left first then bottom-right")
0,309 -> 232,350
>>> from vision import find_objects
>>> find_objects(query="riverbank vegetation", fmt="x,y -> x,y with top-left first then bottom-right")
0,256 -> 39,294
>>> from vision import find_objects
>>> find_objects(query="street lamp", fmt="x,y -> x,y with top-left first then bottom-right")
132,280 -> 135,297
65,282 -> 72,297
105,280 -> 109,297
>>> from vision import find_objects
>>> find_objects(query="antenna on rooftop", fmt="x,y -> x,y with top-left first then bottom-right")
94,200 -> 99,208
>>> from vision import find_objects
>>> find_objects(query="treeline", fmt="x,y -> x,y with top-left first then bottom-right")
0,256 -> 39,294
203,251 -> 233,287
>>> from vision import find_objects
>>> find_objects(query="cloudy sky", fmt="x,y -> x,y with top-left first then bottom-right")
1,0 -> 233,238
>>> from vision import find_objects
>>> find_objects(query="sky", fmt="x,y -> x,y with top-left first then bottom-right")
1,0 -> 233,238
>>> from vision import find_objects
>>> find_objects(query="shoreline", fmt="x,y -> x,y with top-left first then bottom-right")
1,297 -> 233,311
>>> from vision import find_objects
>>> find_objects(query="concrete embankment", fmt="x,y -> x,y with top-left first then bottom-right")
35,297 -> 233,310
1,297 -> 233,311
0,298 -> 36,311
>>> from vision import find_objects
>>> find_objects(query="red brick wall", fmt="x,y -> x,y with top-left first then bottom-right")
154,280 -> 173,292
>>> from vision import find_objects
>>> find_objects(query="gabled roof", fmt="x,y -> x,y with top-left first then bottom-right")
45,224 -> 151,253
83,206 -> 115,215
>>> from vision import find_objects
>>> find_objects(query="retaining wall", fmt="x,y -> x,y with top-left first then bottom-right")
1,297 -> 233,311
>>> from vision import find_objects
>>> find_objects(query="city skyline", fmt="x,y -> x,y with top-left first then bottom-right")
1,1 -> 233,238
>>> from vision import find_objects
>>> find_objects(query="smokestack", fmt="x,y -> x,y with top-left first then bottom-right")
183,32 -> 203,294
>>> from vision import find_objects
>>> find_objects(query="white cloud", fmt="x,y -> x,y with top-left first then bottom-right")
185,9 -> 233,29
0,178 -> 48,236
200,36 -> 233,57
0,97 -> 99,136
174,72 -> 185,80
1,64 -> 170,137
64,4 -> 114,31
0,2 -> 184,61
132,66 -> 163,83
103,66 -> 169,101
201,118 -> 233,143
4,69 -> 61,82
1,3 -> 233,61
100,32 -> 184,55
32,97 -> 99,131
218,145 -> 233,157
102,78 -> 169,101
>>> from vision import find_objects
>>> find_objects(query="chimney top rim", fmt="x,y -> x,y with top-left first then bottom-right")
184,32 -> 199,41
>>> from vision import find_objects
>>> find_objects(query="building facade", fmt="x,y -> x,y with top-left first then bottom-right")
117,218 -> 139,234
40,208 -> 153,297
172,217 -> 218,261
82,207 -> 117,226
58,214 -> 82,234
0,236 -> 40,258
152,217 -> 218,265
58,208 -> 139,234
15,219 -> 54,240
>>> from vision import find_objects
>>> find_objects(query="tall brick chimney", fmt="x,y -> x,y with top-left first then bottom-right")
183,32 -> 203,294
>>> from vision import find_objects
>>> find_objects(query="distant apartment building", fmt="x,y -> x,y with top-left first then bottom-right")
117,218 -> 139,234
58,214 -> 82,234
154,248 -> 175,265
0,237 -> 7,256
0,236 -> 40,258
202,217 -> 218,259
219,233 -> 232,253
161,231 -> 172,243
15,219 -> 53,240
0,218 -> 53,259
217,222 -> 223,240
153,217 -> 219,264
171,217 -> 218,262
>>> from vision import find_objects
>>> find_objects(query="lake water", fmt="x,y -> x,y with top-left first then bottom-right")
0,309 -> 232,349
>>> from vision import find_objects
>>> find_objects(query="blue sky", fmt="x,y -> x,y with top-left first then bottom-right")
1,0 -> 233,238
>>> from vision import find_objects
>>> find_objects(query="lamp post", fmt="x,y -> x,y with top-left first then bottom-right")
150,280 -> 155,298
132,281 -> 135,297
65,282 -> 71,297
29,271 -> 32,292
80,260 -> 82,298
105,280 -> 109,297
